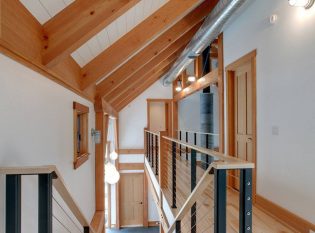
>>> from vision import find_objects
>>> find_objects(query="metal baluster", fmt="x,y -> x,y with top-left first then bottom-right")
194,132 -> 197,145
186,131 -> 188,160
176,220 -> 181,233
191,149 -> 197,233
151,133 -> 154,168
179,131 -> 182,157
148,133 -> 151,163
239,169 -> 253,233
206,134 -> 209,169
214,169 -> 227,233
6,175 -> 21,233
155,135 -> 158,175
38,173 -> 53,233
172,141 -> 177,208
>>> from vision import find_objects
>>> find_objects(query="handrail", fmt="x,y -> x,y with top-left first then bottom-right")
176,129 -> 219,136
0,165 -> 94,233
144,129 -> 159,136
163,136 -> 254,169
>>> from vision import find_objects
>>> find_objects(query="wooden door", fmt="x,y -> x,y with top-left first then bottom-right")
234,62 -> 254,163
120,173 -> 144,227
226,50 -> 257,195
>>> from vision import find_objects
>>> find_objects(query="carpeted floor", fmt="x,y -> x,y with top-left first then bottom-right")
106,227 -> 159,233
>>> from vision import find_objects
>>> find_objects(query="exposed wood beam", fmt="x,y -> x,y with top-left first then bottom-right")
42,0 -> 140,67
0,0 -> 95,101
114,62 -> 176,111
96,0 -> 218,97
105,25 -> 200,103
94,96 -> 118,118
81,0 -> 204,90
108,49 -> 182,105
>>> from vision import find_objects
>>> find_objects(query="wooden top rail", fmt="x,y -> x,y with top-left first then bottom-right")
144,129 -> 159,136
163,136 -> 254,170
176,129 -> 219,136
0,165 -> 94,232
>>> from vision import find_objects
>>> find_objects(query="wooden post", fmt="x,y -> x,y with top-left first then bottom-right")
171,101 -> 178,138
159,131 -> 168,188
218,33 -> 225,153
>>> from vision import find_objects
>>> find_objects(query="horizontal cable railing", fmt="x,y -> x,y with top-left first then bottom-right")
144,129 -> 254,233
0,165 -> 95,233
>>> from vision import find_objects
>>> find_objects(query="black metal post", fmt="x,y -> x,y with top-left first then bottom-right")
214,169 -> 227,233
176,220 -> 181,233
84,227 -> 90,233
194,132 -> 197,145
239,169 -> 253,233
172,141 -> 177,208
185,132 -> 188,160
191,149 -> 197,233
148,133 -> 151,163
155,135 -> 159,175
6,175 -> 21,233
151,133 -> 154,167
206,134 -> 209,168
179,131 -> 182,157
38,173 -> 53,233
146,132 -> 149,159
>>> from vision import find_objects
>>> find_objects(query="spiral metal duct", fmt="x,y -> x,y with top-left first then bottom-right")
162,0 -> 249,86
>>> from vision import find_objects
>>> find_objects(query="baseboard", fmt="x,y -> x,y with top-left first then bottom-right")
256,195 -> 315,233
148,221 -> 160,227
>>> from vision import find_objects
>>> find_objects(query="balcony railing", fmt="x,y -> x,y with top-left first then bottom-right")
144,129 -> 254,233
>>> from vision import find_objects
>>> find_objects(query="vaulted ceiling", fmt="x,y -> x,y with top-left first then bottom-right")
0,0 -> 218,113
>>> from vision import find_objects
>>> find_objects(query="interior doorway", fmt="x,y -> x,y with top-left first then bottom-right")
226,50 -> 257,200
120,173 -> 145,227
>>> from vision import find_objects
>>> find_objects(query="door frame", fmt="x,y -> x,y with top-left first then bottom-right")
225,50 -> 257,201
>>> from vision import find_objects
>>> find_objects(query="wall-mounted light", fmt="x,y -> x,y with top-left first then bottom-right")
288,0 -> 315,9
91,129 -> 101,144
187,76 -> 196,82
175,80 -> 182,92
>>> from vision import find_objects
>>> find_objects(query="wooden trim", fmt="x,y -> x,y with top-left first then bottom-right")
218,33 -> 225,153
90,211 -> 105,233
194,55 -> 203,79
226,49 -> 257,200
225,50 -> 257,71
143,167 -> 149,227
114,118 -> 120,229
118,149 -> 145,154
73,101 -> 89,113
107,183 -> 111,229
73,153 -> 89,169
256,195 -> 315,233
173,69 -> 219,101
147,99 -> 172,103
118,163 -> 144,170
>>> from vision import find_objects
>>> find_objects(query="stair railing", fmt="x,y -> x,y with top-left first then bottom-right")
0,165 -> 95,233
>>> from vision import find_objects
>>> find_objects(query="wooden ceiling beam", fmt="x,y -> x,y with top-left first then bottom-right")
81,0 -> 204,90
114,62 -> 175,112
107,46 -> 184,105
96,0 -> 218,97
103,24 -> 200,102
42,0 -> 140,67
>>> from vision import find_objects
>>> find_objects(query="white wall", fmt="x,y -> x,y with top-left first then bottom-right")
0,54 -> 95,232
119,81 -> 172,149
223,0 -> 315,223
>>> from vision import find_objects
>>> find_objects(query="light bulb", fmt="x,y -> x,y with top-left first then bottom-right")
110,150 -> 118,160
188,76 -> 196,82
288,0 -> 314,8
105,162 -> 120,184
175,86 -> 182,92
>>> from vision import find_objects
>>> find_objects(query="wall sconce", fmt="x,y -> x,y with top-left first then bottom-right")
175,80 -> 182,92
288,0 -> 315,9
91,129 -> 101,144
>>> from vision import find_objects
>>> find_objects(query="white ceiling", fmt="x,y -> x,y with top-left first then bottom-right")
20,0 -> 169,67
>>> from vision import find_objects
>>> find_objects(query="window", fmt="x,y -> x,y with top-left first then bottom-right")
73,102 -> 89,169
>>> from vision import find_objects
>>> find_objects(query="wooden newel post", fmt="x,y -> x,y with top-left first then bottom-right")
159,131 -> 168,188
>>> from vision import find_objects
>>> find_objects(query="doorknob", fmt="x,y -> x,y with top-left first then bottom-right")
248,137 -> 253,142
139,202 -> 143,204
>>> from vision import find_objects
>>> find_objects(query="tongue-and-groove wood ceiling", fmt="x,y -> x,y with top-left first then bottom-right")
1,0 -> 218,114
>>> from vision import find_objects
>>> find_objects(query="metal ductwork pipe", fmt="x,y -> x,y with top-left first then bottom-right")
162,0 -> 248,86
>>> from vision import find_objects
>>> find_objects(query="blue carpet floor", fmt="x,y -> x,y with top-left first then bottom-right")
106,227 -> 159,233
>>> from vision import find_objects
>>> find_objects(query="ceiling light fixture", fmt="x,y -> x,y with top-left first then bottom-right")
288,0 -> 315,9
188,76 -> 196,82
110,150 -> 118,160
